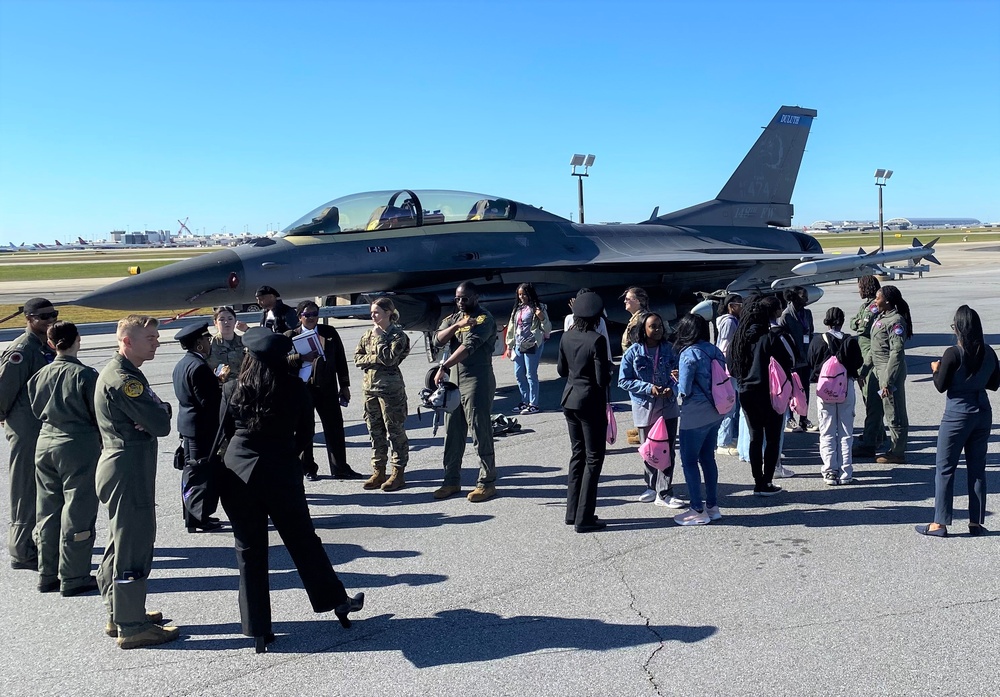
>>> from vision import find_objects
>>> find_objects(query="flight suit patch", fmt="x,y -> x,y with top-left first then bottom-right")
892,324 -> 905,336
7,351 -> 22,365
123,380 -> 144,398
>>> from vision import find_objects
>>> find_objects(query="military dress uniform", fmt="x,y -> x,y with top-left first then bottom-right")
172,343 -> 222,529
354,324 -> 411,487
870,309 -> 908,459
850,297 -> 886,452
95,353 -> 172,638
27,355 -> 101,593
434,308 -> 498,489
0,330 -> 54,567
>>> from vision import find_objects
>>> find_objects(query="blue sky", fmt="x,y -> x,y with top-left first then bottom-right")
1,0 -> 997,244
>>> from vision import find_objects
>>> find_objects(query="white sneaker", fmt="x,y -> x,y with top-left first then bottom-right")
638,489 -> 657,503
655,495 -> 687,509
774,464 -> 796,478
706,505 -> 722,521
840,475 -> 854,485
674,509 -> 710,526
715,446 -> 738,457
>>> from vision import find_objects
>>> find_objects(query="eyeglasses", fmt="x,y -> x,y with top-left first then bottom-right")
30,311 -> 59,321
300,312 -> 319,318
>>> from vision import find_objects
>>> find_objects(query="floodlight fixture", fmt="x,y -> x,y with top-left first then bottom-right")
570,153 -> 597,224
583,154 -> 596,167
874,167 -> 893,251
570,154 -> 586,167
874,168 -> 886,179
884,169 -> 893,180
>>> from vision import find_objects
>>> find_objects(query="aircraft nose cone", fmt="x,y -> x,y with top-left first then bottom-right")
75,250 -> 248,311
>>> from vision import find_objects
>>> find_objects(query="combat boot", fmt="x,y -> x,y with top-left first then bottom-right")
106,611 -> 164,637
116,624 -> 180,649
363,469 -> 387,490
381,468 -> 405,492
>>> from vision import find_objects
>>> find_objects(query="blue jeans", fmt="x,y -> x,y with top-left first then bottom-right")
679,422 -> 721,511
513,345 -> 542,406
717,392 -> 740,447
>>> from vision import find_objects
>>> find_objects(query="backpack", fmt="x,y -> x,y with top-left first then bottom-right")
638,416 -> 672,471
769,356 -> 792,414
816,334 -> 849,404
711,357 -> 737,415
789,371 -> 808,416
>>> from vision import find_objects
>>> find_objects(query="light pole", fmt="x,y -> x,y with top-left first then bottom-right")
874,168 -> 893,251
570,154 -> 595,224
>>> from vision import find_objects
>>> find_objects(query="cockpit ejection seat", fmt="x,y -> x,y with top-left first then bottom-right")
467,199 -> 510,221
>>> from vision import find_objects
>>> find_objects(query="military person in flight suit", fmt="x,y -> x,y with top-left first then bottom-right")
432,281 -> 499,503
172,322 -> 223,532
27,321 -> 101,596
0,297 -> 57,570
869,285 -> 911,465
849,275 -> 885,457
95,315 -> 178,649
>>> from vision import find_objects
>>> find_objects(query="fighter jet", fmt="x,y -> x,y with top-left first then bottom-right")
74,105 -> 937,333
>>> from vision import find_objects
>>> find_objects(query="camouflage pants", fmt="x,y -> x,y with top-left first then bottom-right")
363,391 -> 409,471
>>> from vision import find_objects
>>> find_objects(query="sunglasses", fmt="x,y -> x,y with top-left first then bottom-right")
300,312 -> 319,318
31,310 -> 59,321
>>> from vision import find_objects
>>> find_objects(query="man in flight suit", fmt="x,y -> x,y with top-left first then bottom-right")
0,297 -> 57,570
95,315 -> 177,649
432,281 -> 499,503
172,322 -> 223,532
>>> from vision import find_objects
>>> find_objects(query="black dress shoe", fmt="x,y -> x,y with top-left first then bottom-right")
305,472 -> 321,482
38,578 -> 60,593
332,468 -> 364,480
61,575 -> 99,597
575,521 -> 608,533
334,592 -> 366,629
254,632 -> 276,653
969,525 -> 987,537
915,524 -> 948,537
11,558 -> 38,571
187,520 -> 224,533
207,517 -> 221,524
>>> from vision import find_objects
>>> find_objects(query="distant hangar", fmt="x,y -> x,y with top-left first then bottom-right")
809,217 -> 982,232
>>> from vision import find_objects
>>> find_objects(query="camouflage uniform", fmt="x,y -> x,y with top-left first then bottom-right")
434,308 -> 498,487
354,325 -> 411,473
94,353 -> 172,638
870,309 -> 908,458
27,355 -> 101,591
0,330 -> 54,566
850,297 -> 885,450
207,334 -> 245,383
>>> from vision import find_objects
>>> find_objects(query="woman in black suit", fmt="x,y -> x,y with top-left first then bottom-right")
557,292 -> 613,533
218,328 -> 364,653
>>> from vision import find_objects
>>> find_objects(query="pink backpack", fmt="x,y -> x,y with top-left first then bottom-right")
816,334 -> 848,404
711,357 -> 737,415
638,416 -> 672,471
769,356 -> 792,414
789,371 -> 808,416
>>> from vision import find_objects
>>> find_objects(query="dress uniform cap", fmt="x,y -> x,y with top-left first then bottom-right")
255,285 -> 279,297
23,297 -> 54,315
243,326 -> 292,363
572,292 -> 603,320
175,322 -> 211,344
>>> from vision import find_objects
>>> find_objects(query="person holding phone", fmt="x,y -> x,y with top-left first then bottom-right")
504,283 -> 551,415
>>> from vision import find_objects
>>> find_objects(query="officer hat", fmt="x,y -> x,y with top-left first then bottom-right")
572,292 -> 603,320
175,321 -> 211,348
255,285 -> 279,297
243,326 -> 292,363
23,297 -> 54,315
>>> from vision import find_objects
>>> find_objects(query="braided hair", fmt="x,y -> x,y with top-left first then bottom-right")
878,285 -> 913,339
728,295 -> 780,381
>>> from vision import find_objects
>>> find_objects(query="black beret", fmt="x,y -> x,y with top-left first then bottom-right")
23,297 -> 54,315
243,326 -> 292,363
175,321 -> 211,345
255,285 -> 279,297
572,292 -> 604,320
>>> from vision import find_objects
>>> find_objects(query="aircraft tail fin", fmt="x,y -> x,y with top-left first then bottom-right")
654,105 -> 817,228
77,237 -> 88,245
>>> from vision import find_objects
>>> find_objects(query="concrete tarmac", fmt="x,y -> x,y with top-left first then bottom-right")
1,244 -> 999,696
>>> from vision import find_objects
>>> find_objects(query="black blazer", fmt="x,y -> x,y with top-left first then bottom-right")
171,351 -> 221,440
557,329 -> 611,411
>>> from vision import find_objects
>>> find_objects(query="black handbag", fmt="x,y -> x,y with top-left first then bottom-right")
172,443 -> 186,471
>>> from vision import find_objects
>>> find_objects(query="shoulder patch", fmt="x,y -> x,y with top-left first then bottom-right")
892,324 -> 905,336
122,379 -> 145,398
7,351 -> 23,365
474,314 -> 487,325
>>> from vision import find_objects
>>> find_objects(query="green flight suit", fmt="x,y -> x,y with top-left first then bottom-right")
849,297 -> 885,450
870,309 -> 908,458
355,324 -> 411,472
435,308 -> 498,487
28,355 -> 101,590
94,353 -> 172,637
0,330 -> 54,565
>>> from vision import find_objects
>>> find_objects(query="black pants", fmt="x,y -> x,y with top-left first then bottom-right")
218,461 -> 349,638
181,435 -> 220,526
795,366 -> 811,427
298,387 -> 348,476
563,406 -> 607,527
934,409 -> 991,526
741,389 -> 784,486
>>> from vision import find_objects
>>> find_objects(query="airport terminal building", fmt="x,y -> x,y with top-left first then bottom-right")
809,217 -> 981,232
